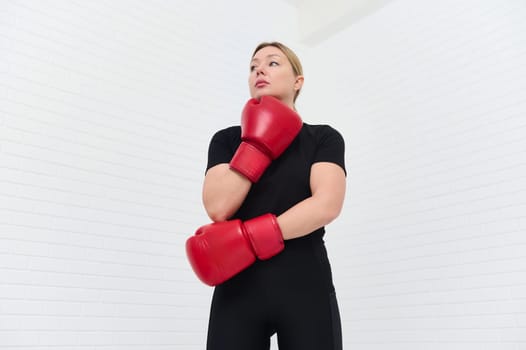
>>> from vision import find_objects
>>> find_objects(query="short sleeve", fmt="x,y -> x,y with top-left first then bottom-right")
313,125 -> 346,175
206,126 -> 241,172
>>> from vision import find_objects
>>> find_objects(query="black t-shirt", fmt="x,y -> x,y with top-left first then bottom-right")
206,123 -> 346,238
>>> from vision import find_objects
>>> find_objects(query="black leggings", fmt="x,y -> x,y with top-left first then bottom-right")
206,235 -> 342,350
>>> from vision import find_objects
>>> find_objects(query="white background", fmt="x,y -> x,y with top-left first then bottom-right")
1,0 -> 525,349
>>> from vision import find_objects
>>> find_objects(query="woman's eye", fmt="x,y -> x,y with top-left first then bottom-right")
269,61 -> 279,67
250,65 -> 256,71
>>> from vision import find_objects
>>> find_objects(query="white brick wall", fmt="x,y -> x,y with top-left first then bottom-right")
2,0 -> 526,349
299,0 -> 526,349
0,1 -> 298,348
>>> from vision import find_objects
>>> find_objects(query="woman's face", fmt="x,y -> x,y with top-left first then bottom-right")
248,46 -> 303,108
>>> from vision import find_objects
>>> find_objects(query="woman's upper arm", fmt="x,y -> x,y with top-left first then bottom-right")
276,161 -> 346,240
310,162 -> 346,222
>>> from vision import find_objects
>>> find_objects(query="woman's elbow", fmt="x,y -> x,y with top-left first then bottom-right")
321,203 -> 343,225
207,211 -> 229,223
203,198 -> 237,222
203,192 -> 230,222
204,204 -> 231,222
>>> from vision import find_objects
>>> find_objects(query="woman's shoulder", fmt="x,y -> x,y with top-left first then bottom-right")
215,125 -> 241,134
303,122 -> 341,131
302,123 -> 344,140
211,125 -> 241,140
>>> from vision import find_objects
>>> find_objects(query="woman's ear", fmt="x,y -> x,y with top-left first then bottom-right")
294,75 -> 304,91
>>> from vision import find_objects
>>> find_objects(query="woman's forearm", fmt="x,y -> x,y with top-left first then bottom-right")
202,164 -> 252,222
277,194 -> 343,240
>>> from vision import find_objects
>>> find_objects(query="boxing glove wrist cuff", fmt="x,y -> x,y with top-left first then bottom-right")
243,213 -> 284,260
229,142 -> 272,182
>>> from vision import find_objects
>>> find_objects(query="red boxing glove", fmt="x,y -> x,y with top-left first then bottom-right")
230,96 -> 303,182
186,219 -> 255,287
186,213 -> 284,286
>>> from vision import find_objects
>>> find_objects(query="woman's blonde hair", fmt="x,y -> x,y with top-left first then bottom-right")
252,42 -> 303,103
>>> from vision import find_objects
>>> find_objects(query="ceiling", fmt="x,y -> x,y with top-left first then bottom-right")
281,0 -> 305,6
280,0 -> 394,46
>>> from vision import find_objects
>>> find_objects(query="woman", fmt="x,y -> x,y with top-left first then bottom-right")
186,42 -> 347,350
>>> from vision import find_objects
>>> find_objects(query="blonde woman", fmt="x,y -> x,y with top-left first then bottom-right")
187,42 -> 346,350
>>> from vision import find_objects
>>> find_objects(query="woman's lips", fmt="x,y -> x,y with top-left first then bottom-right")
255,80 -> 269,88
